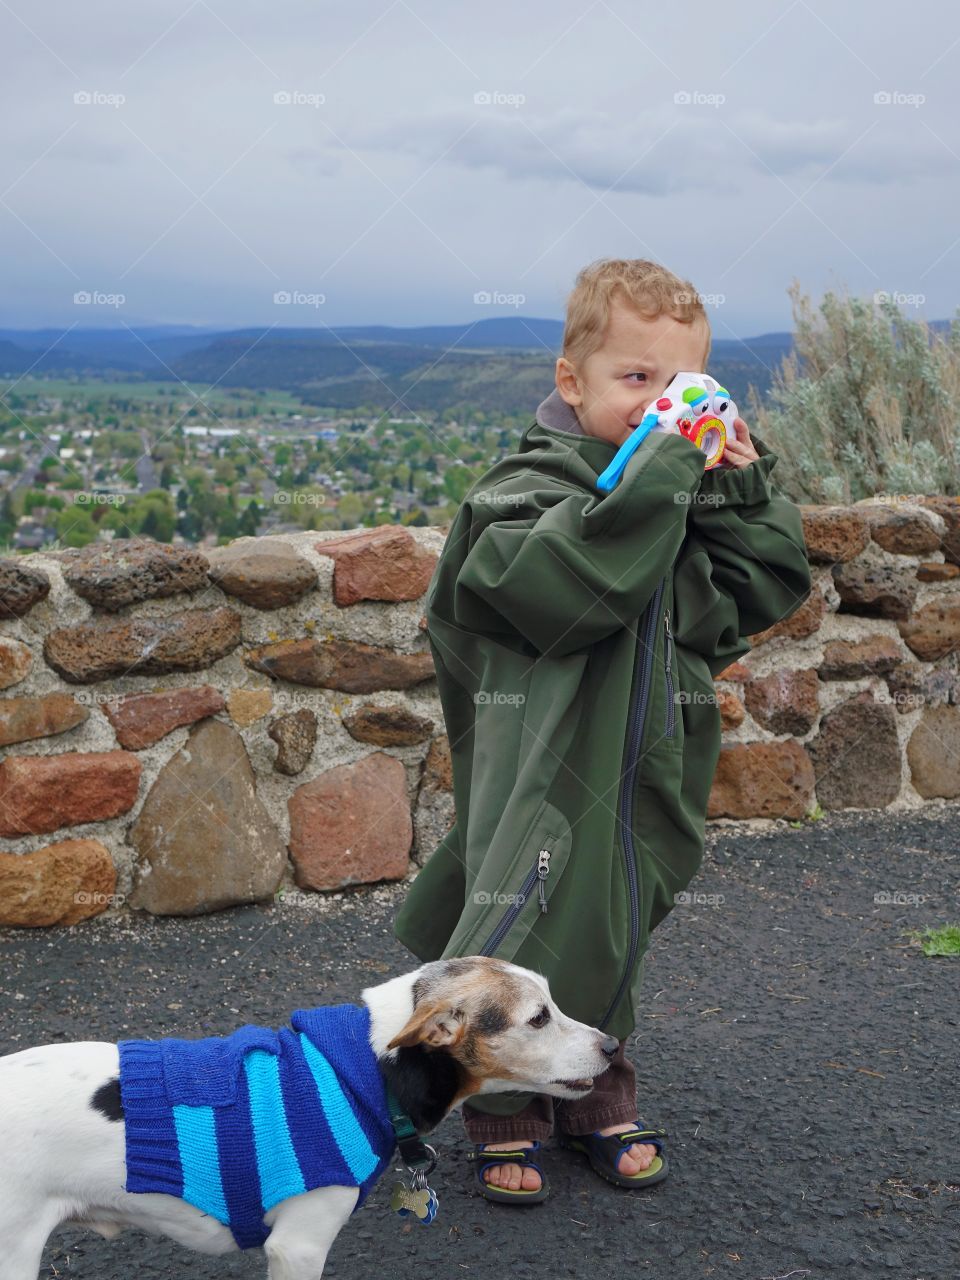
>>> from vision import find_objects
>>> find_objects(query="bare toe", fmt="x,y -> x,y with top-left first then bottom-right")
483,1160 -> 541,1191
480,1143 -> 541,1192
618,1142 -> 657,1175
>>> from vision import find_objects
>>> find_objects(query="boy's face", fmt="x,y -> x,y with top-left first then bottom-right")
556,298 -> 710,446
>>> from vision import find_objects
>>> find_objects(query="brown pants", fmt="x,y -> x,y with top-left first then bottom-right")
461,1038 -> 637,1144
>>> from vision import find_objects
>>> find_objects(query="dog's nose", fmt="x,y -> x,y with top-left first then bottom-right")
599,1035 -> 619,1058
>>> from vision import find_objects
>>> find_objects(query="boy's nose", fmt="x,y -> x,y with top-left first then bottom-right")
599,1035 -> 620,1058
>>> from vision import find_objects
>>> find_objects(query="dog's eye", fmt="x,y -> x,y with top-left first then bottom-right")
527,1008 -> 550,1028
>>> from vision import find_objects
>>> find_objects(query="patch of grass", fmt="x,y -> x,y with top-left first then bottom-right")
789,803 -> 825,828
908,924 -> 960,956
0,376 -> 312,414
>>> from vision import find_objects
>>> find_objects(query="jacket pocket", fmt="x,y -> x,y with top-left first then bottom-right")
443,799 -> 572,965
661,606 -> 683,750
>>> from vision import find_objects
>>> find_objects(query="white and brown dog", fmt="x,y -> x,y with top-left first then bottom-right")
0,957 -> 618,1278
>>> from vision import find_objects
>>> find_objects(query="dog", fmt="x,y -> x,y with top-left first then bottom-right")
0,956 -> 618,1278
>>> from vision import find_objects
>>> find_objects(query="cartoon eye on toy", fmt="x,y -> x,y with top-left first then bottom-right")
682,386 -> 708,412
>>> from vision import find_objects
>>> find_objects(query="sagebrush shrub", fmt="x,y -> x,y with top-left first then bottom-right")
749,281 -> 960,502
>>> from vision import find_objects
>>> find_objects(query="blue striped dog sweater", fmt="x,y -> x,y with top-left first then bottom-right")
118,1003 -> 395,1249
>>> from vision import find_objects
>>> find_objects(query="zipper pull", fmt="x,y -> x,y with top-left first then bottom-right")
664,610 -> 673,674
537,849 -> 551,913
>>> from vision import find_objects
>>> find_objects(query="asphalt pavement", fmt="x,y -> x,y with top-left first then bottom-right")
1,804 -> 958,1279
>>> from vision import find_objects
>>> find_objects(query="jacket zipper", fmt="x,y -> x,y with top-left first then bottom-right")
663,608 -> 675,738
598,576 -> 666,1031
478,849 -> 551,956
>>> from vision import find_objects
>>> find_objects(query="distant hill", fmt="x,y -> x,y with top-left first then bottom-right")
0,315 -> 945,415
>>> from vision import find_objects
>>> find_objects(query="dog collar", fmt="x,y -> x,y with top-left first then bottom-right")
384,1083 -> 440,1227
384,1084 -> 438,1175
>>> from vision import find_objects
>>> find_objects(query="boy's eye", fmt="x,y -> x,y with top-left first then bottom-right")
624,372 -> 647,382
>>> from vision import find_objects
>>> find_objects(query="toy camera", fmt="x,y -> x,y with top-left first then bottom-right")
596,372 -> 738,493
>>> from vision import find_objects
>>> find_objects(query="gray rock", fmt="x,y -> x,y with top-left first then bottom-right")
44,608 -> 241,683
207,541 -> 317,610
129,719 -> 286,915
268,709 -> 318,776
60,540 -> 209,611
0,557 -> 50,617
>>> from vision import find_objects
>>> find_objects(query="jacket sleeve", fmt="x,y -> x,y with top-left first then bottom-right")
452,431 -> 707,659
672,434 -> 812,675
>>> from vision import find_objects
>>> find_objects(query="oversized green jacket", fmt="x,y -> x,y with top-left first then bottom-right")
394,388 -> 812,1050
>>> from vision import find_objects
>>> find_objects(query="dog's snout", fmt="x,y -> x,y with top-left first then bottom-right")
599,1035 -> 619,1058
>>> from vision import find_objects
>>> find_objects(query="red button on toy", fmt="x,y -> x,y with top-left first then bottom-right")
656,397 -> 672,410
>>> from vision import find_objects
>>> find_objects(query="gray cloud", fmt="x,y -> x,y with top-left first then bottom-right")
343,103 -> 945,194
0,0 -> 956,332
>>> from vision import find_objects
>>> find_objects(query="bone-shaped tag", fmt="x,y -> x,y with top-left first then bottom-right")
390,1181 -> 438,1224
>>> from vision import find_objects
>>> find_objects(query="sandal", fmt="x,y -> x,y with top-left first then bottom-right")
558,1125 -> 668,1189
466,1141 -> 549,1204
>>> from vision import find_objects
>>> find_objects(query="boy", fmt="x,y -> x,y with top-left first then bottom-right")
394,258 -> 812,1201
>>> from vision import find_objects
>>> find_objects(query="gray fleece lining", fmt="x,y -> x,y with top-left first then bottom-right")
534,386 -> 585,436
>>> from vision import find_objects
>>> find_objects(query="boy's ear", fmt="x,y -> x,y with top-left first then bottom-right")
386,1001 -> 465,1050
555,356 -> 583,407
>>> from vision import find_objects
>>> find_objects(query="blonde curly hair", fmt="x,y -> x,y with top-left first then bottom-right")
562,258 -> 711,371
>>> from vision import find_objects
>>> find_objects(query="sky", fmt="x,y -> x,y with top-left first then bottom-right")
1,0 -> 958,340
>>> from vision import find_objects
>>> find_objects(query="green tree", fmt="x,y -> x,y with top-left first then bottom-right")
128,490 -> 176,542
443,464 -> 478,504
0,491 -> 15,541
238,500 -> 261,536
336,492 -> 364,527
56,505 -> 97,547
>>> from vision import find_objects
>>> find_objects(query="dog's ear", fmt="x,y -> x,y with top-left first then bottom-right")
386,1001 -> 465,1050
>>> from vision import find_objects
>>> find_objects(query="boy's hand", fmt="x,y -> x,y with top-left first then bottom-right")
718,417 -> 760,469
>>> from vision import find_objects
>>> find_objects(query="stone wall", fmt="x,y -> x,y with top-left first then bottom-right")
0,497 -> 958,928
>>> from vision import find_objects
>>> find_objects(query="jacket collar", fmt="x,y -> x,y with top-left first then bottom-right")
519,386 -> 620,482
534,386 -> 586,435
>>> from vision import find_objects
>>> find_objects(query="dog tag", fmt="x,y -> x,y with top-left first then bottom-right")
390,1179 -> 439,1225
